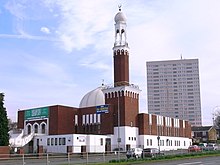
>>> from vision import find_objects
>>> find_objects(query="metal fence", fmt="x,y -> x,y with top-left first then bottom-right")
0,149 -> 198,165
0,152 -> 125,165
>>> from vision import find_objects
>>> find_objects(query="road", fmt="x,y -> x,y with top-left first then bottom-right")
137,155 -> 220,165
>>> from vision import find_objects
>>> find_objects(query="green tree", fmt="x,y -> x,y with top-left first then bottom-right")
0,93 -> 9,146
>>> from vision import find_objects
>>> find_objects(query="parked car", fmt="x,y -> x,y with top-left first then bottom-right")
204,144 -> 218,151
126,148 -> 143,159
198,143 -> 207,150
141,148 -> 164,158
113,147 -> 123,153
188,145 -> 201,152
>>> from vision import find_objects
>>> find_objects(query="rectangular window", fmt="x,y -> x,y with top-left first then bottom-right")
149,114 -> 152,125
75,115 -> 78,125
51,138 -> 54,146
86,114 -> 89,124
94,114 -> 97,123
62,138 -> 66,145
150,139 -> 152,146
82,115 -> 85,125
90,114 -> 93,124
97,114 -> 101,123
59,138 -> 62,145
47,138 -> 50,146
55,138 -> 57,145
100,138 -> 103,146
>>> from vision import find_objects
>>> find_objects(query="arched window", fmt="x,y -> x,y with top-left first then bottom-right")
111,92 -> 114,98
41,123 -> 46,134
115,91 -> 117,98
27,125 -> 31,134
34,124 -> 38,133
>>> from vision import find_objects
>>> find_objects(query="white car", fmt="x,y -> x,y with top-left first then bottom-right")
205,144 -> 218,151
126,148 -> 143,158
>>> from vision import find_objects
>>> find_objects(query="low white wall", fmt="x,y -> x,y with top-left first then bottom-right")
34,134 -> 108,154
139,135 -> 192,151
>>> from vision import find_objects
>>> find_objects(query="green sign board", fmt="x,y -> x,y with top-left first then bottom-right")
25,107 -> 49,120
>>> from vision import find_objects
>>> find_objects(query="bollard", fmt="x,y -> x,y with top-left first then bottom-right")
22,154 -> 26,165
47,154 -> 50,165
103,152 -> 105,163
86,152 -> 88,164
68,153 -> 70,165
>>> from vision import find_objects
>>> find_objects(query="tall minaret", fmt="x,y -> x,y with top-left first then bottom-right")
113,6 -> 129,87
103,7 -> 141,129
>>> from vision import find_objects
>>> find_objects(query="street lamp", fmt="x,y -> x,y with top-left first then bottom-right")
157,136 -> 160,154
157,123 -> 160,154
117,86 -> 124,161
117,89 -> 121,161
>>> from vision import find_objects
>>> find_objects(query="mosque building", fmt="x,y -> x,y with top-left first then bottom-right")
9,7 -> 192,154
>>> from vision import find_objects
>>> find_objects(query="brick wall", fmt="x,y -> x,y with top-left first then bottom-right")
0,146 -> 10,158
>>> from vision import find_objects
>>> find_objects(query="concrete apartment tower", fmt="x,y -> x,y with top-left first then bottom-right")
146,59 -> 202,126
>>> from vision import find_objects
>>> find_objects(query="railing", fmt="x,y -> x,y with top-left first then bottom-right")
0,152 -> 124,165
9,132 -> 35,148
1,149 -> 217,165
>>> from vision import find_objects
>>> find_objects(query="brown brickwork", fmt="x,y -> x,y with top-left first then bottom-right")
185,121 -> 192,138
179,120 -> 183,137
138,113 -> 191,139
49,105 -> 78,135
0,146 -> 10,158
37,146 -> 44,158
77,105 -> 114,135
139,113 -> 148,135
105,91 -> 139,128
114,49 -> 129,86
151,115 -> 157,135
17,110 -> 24,129
124,96 -> 139,127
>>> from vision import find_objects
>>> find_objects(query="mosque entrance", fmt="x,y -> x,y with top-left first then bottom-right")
105,138 -> 111,152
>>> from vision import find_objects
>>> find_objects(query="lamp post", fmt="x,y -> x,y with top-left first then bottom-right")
157,123 -> 160,154
157,136 -> 160,154
117,90 -> 121,161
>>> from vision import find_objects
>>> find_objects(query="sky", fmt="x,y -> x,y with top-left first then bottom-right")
1,0 -> 220,126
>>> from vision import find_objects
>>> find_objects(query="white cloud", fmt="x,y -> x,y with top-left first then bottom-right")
43,1 -> 220,126
0,33 -> 56,41
4,0 -> 27,20
3,0 -> 220,125
43,0 -> 115,52
40,27 -> 51,34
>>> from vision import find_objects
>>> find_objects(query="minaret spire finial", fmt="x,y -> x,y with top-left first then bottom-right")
102,79 -> 105,86
118,4 -> 122,11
